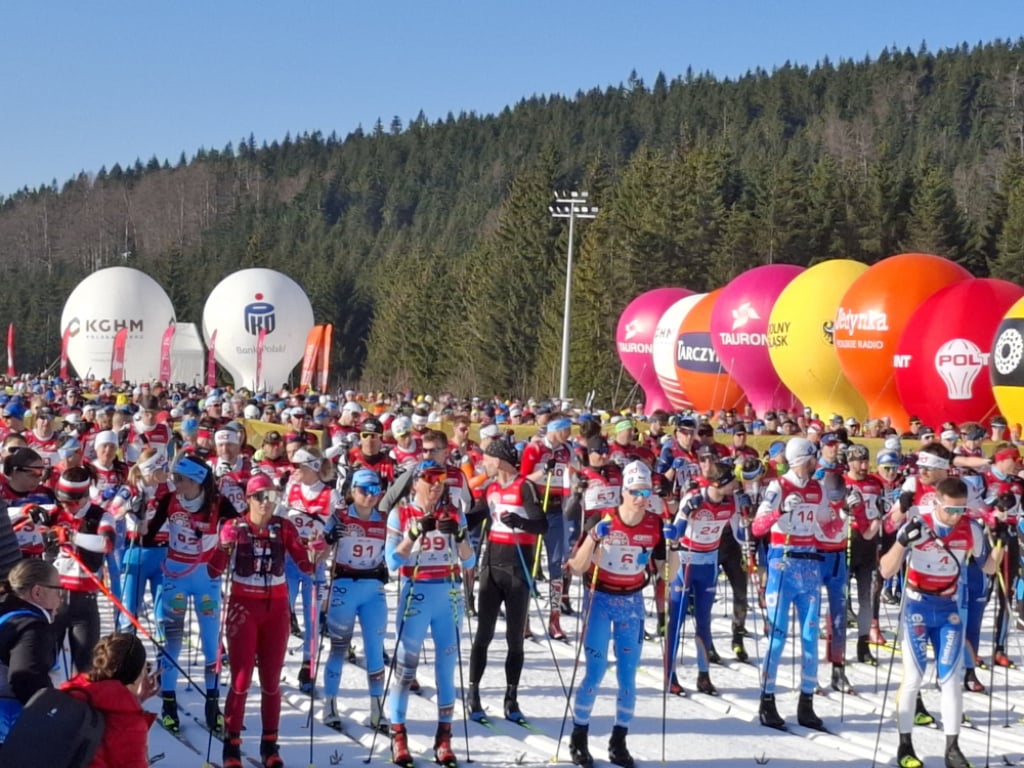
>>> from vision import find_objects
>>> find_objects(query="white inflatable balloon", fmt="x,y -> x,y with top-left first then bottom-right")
60,267 -> 175,382
202,268 -> 314,391
652,293 -> 706,410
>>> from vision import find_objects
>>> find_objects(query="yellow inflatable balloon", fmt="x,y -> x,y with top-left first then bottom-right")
991,295 -> 1024,429
768,259 -> 869,422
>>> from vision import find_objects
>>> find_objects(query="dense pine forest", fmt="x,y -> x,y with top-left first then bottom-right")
2,40 -> 1024,401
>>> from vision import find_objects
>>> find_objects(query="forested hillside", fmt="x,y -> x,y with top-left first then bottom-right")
2,40 -> 1024,401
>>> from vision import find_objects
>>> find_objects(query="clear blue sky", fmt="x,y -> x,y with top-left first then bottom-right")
0,1 -> 1019,197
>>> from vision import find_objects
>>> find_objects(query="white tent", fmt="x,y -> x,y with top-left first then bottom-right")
170,322 -> 205,385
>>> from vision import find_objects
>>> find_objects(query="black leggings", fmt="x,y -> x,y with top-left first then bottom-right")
717,534 -> 748,635
469,564 -> 531,687
53,590 -> 99,674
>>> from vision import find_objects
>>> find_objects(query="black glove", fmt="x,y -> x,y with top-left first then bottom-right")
128,493 -> 146,519
500,511 -> 525,529
898,492 -> 914,514
575,476 -> 589,493
27,504 -> 51,526
418,515 -> 437,533
437,516 -> 461,536
995,491 -> 1017,513
897,518 -> 925,547
324,525 -> 343,545
545,458 -> 557,473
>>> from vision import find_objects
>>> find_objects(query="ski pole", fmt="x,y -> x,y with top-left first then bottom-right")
363,550 -> 422,765
514,536 -> 569,696
553,532 -> 603,763
307,539 -> 334,768
530,469 -> 555,581
58,542 -> 210,694
448,527 -> 472,764
870,575 -> 907,768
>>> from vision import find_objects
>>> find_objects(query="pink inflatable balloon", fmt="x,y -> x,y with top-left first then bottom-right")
710,264 -> 804,415
894,279 -> 1024,428
616,287 -> 693,414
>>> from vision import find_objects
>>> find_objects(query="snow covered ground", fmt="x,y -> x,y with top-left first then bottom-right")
90,574 -> 1024,768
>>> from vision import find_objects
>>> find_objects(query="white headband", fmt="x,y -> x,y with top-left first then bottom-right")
916,452 -> 950,471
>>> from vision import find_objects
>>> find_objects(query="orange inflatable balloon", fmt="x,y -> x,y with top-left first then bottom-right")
834,253 -> 971,431
674,289 -> 747,413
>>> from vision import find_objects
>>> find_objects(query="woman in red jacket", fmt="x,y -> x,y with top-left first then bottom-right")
61,632 -> 159,768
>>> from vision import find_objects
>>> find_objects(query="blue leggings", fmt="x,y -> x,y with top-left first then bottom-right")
324,577 -> 388,699
106,517 -> 126,623
818,550 -> 847,665
286,558 -> 325,658
761,549 -> 821,696
118,545 -> 167,634
388,579 -> 463,725
963,560 -> 986,671
666,558 -> 718,676
573,590 -> 645,728
158,561 -> 222,692
897,592 -> 964,735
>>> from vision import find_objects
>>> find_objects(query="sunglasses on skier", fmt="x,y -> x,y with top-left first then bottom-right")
627,489 -> 652,499
939,504 -> 967,516
354,484 -> 382,496
251,490 -> 281,504
416,471 -> 446,486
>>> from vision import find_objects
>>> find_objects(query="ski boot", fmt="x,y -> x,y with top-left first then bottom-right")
298,663 -> 314,694
260,733 -> 283,768
323,697 -> 342,729
897,734 -> 923,768
222,732 -> 243,768
548,610 -> 567,641
759,693 -> 785,730
857,635 -> 877,665
994,647 -> 1015,668
732,632 -> 748,662
868,620 -> 887,646
569,723 -> 594,768
434,721 -> 457,768
391,724 -> 414,768
963,668 -> 985,693
797,692 -> 825,731
504,685 -> 525,723
914,693 -> 935,726
706,645 -> 722,665
160,692 -> 180,732
205,690 -> 224,733
608,725 -> 635,768
944,735 -> 971,768
696,671 -> 717,695
290,611 -> 302,638
370,695 -> 389,733
467,684 -> 485,722
560,575 -> 575,616
668,673 -> 685,696
830,664 -> 854,694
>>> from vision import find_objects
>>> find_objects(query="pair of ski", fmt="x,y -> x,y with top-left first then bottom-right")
469,709 -> 542,734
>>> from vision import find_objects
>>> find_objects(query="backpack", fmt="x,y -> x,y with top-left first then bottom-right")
0,686 -> 105,767
0,609 -> 39,742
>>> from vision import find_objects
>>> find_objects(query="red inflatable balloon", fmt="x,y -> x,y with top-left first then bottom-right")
615,287 -> 692,414
834,253 -> 971,430
894,279 -> 1024,428
674,289 -> 747,413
